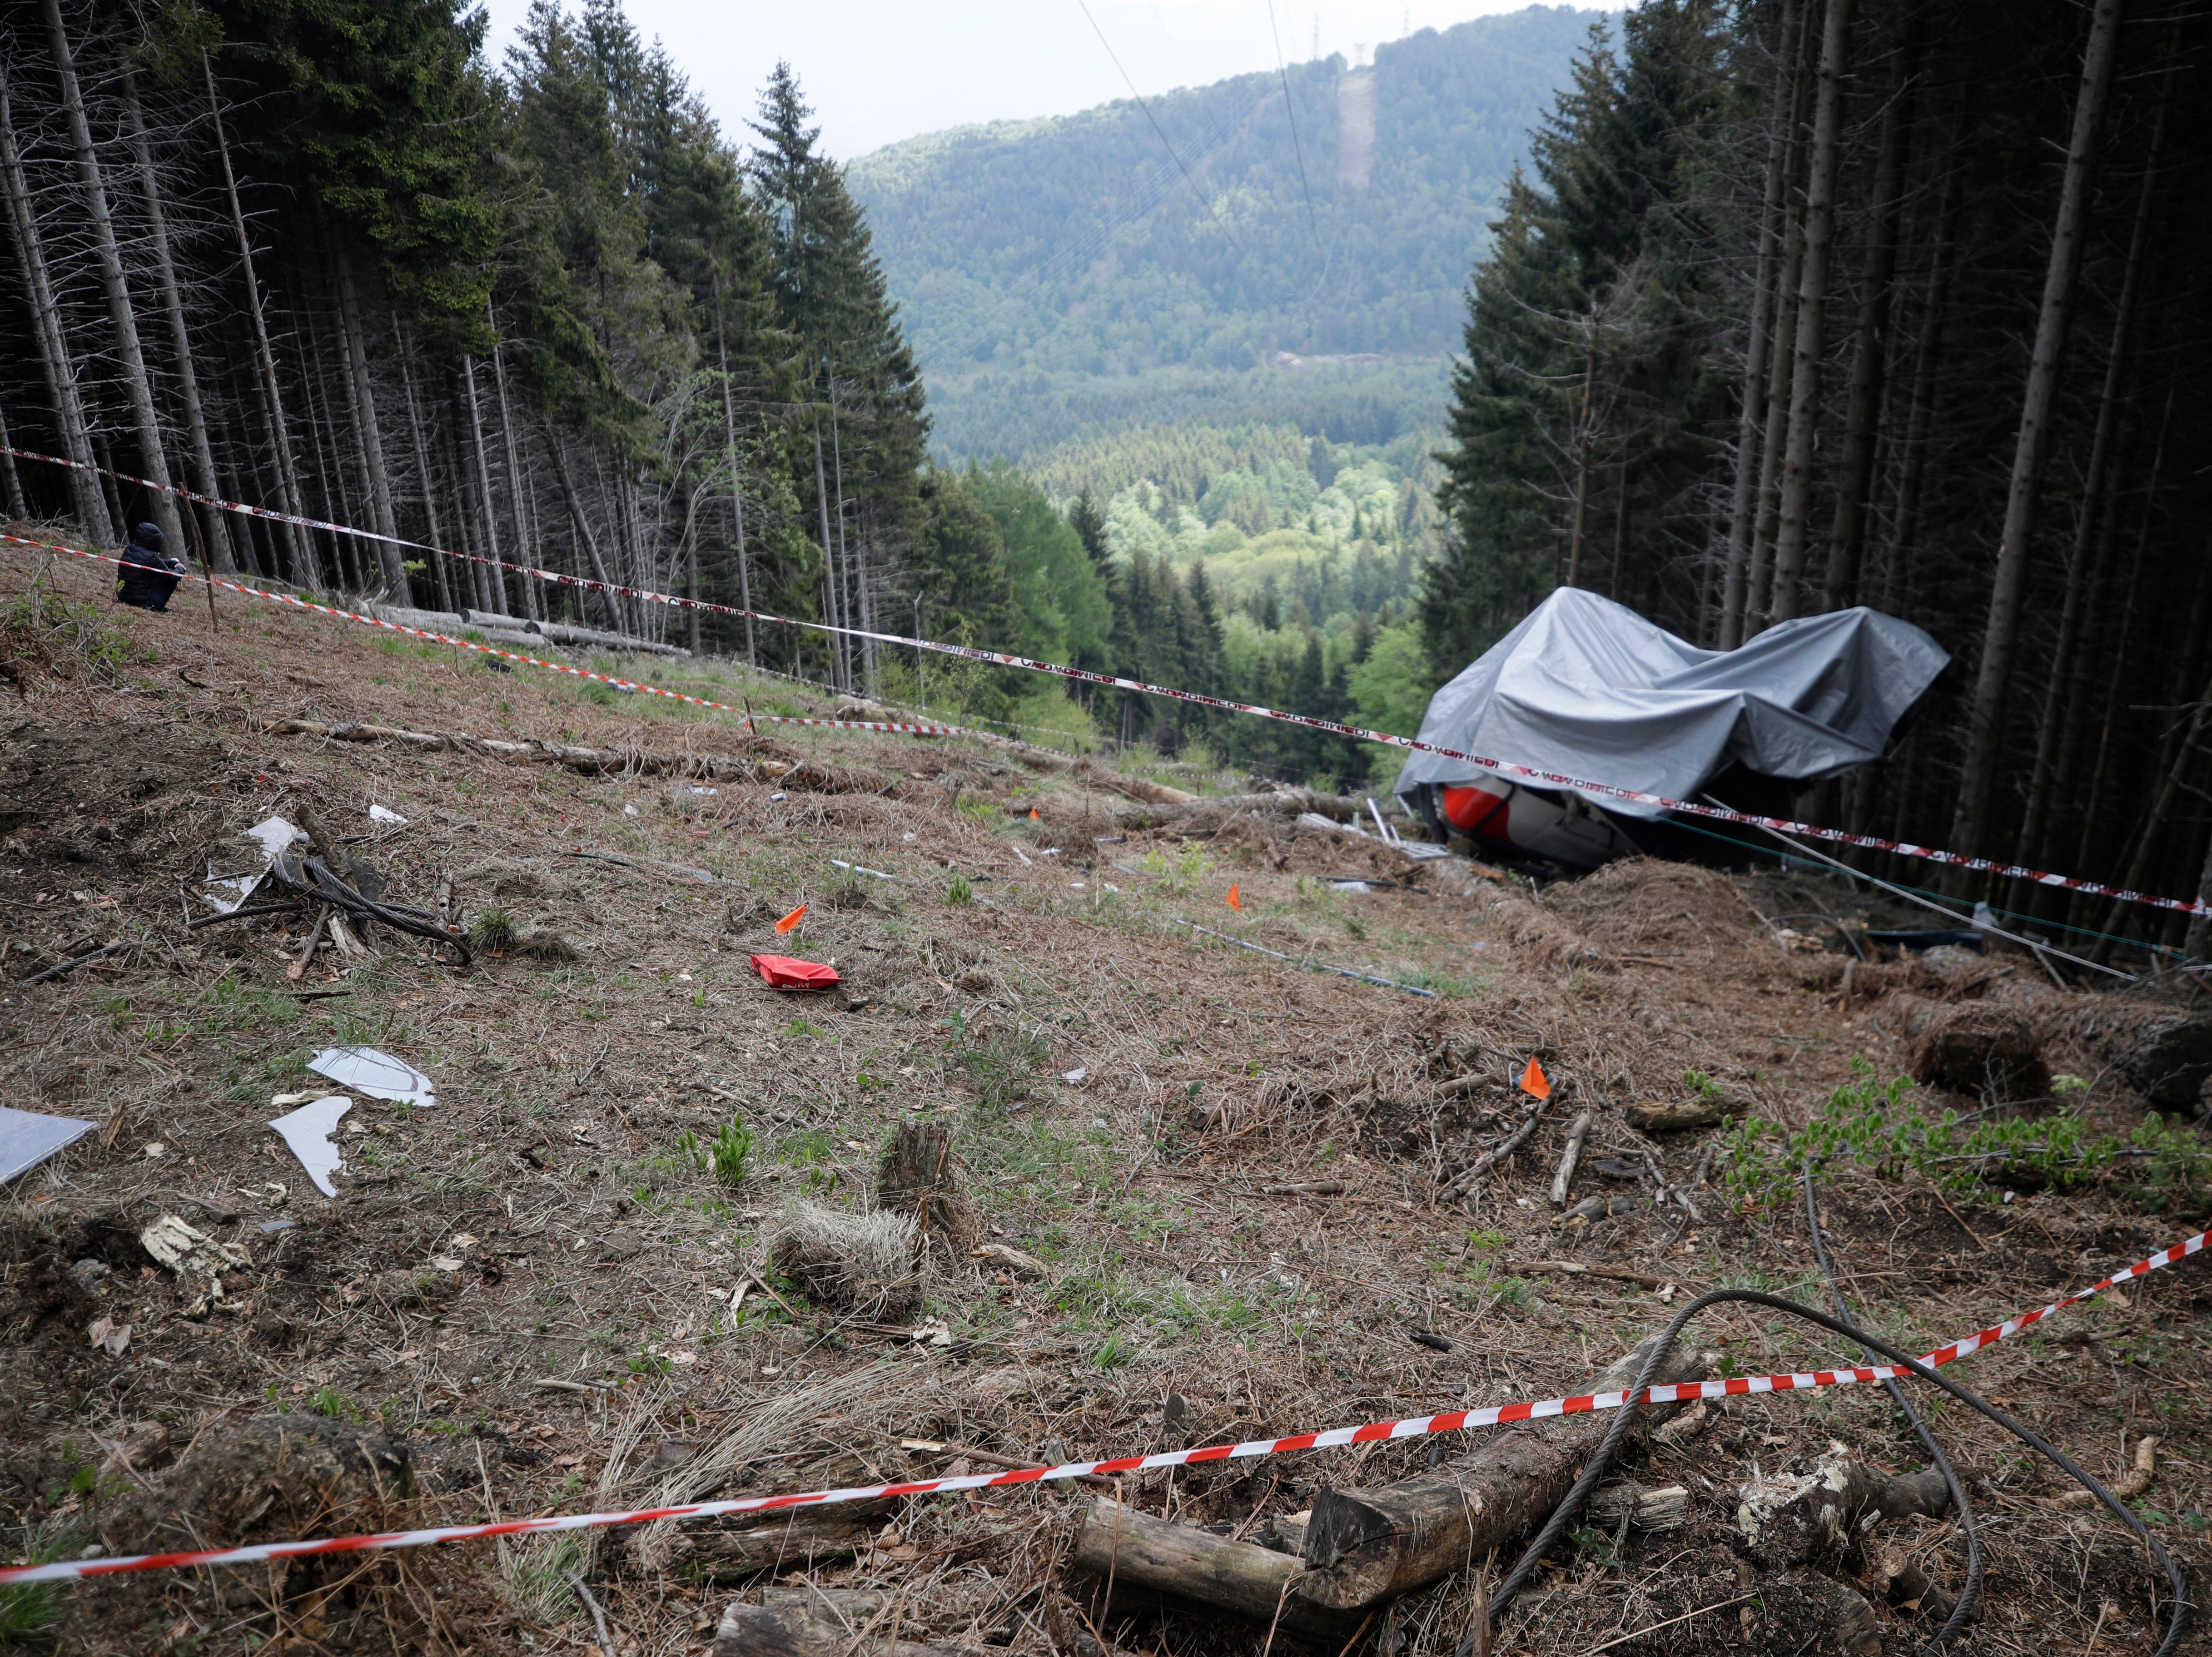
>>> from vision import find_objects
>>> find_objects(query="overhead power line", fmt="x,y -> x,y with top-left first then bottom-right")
1267,0 -> 1325,261
1073,0 -> 1246,255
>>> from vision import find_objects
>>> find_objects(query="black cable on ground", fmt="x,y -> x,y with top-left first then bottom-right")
1803,1161 -> 1982,1649
1454,1287 -> 2189,1657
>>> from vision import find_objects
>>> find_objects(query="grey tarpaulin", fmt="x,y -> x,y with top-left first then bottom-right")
1396,589 -> 1948,821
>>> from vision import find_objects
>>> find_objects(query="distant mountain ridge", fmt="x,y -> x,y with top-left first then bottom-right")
846,6 -> 1605,463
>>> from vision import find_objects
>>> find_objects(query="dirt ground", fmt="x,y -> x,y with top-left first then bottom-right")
3,549 -> 2210,1657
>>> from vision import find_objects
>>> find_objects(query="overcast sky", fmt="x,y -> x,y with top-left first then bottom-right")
473,0 -> 1573,161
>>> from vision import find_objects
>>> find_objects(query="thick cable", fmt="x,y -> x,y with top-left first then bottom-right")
1468,1289 -> 2188,1657
1804,1161 -> 1981,1648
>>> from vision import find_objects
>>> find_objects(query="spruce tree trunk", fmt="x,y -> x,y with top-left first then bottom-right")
1951,0 -> 2126,867
461,354 -> 507,615
329,230 -> 406,592
2015,56 -> 2173,887
297,303 -> 358,589
541,423 -> 624,632
392,317 -> 453,612
1566,330 -> 1599,590
485,300 -> 540,622
205,54 -> 316,588
715,302 -> 757,667
0,399 -> 25,520
2068,383 -> 2172,920
119,67 -> 235,573
1720,0 -> 1807,648
0,66 -> 108,536
1744,1 -> 1819,630
1876,122 -> 1965,616
1821,13 -> 1918,610
1765,0 -> 1855,625
42,0 -> 183,555
814,427 -> 844,690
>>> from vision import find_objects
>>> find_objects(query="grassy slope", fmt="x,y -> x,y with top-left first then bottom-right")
2,551 -> 2207,1656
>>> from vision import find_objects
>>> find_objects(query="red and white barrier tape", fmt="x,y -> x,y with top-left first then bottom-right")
1,1225 -> 2200,1587
6,440 -> 2206,917
1,531 -> 969,742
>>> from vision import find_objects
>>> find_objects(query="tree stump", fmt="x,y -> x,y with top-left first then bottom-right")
877,1121 -> 979,1255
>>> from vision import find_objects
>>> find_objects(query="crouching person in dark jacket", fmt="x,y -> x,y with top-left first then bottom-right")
115,521 -> 187,612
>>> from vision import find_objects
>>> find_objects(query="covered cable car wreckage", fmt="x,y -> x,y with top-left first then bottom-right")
1395,588 -> 1949,870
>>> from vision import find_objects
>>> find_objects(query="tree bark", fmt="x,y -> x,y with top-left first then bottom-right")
1950,0 -> 2126,867
1745,0 -> 1819,630
1566,330 -> 1600,590
119,67 -> 235,573
487,301 -> 540,621
329,230 -> 406,591
392,316 -> 452,611
460,354 -> 508,616
1876,114 -> 1965,618
1821,12 -> 1919,610
542,423 -> 624,632
0,397 -> 25,520
0,64 -> 108,536
1720,0 -> 1807,649
205,53 -> 316,587
43,0 -> 184,555
1071,1499 -> 1347,1636
714,290 -> 758,666
1765,0 -> 1854,625
2016,52 -> 2175,883
814,426 -> 843,690
1296,1334 -> 1708,1611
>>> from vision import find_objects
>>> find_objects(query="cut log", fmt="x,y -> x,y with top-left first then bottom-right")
1070,1498 -> 1352,1639
1550,1109 -> 1592,1205
1586,1482 -> 1690,1531
1736,1444 -> 1951,1569
714,1594 -> 959,1657
1625,1096 -> 1750,1131
1296,1333 -> 1709,1611
689,1514 -> 871,1577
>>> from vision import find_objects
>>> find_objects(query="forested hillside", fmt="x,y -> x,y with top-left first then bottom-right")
0,0 -> 949,688
1425,0 -> 2212,951
847,6 -> 1597,460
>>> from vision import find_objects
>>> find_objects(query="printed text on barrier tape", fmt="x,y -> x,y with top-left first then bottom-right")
5,439 -> 2204,918
0,532 -> 974,741
0,1224 -> 2197,1587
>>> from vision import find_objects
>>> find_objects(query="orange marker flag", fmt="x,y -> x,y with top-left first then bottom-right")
1226,883 -> 1242,913
1028,807 -> 1040,819
1518,1057 -> 1551,1100
775,903 -> 806,935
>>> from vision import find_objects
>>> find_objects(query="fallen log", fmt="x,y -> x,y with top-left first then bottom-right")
714,1588 -> 960,1657
1549,1109 -> 1592,1205
1295,1332 -> 1709,1611
1070,1499 -> 1352,1639
689,1513 -> 872,1578
262,717 -> 889,793
1109,787 -> 1358,826
1625,1095 -> 1750,1131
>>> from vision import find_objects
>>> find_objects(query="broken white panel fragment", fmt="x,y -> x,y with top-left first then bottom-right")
369,804 -> 408,824
199,815 -> 306,914
267,1096 -> 353,1198
309,1046 -> 436,1107
0,1105 -> 96,1185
